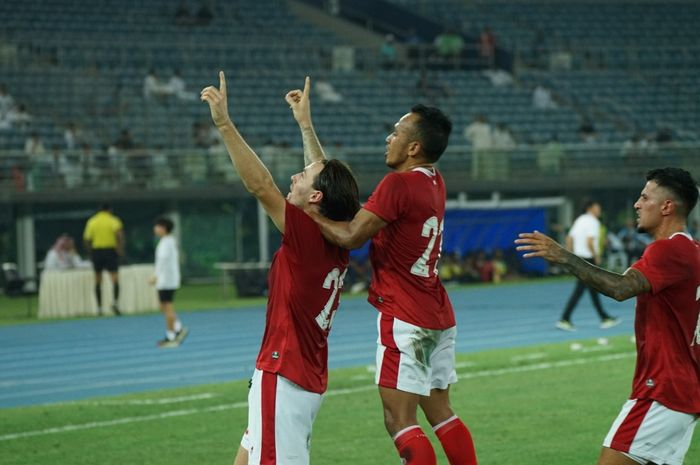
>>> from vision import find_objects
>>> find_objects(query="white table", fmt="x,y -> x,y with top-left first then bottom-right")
38,264 -> 159,318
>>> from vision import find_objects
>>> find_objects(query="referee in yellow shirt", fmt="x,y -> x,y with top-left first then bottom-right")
83,204 -> 125,316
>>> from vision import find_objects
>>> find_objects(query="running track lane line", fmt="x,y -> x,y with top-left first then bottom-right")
0,351 -> 636,442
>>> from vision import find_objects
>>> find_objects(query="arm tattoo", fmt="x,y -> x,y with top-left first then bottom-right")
562,254 -> 651,301
301,127 -> 326,165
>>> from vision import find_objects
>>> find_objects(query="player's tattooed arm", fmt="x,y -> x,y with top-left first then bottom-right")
515,231 -> 651,301
560,254 -> 651,301
285,77 -> 326,165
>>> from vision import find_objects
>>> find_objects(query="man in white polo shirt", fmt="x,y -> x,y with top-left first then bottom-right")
556,199 -> 620,331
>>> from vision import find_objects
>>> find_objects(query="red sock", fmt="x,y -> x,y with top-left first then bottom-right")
393,425 -> 437,465
434,416 -> 478,465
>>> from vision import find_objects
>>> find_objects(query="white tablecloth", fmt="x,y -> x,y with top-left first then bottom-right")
38,264 -> 159,318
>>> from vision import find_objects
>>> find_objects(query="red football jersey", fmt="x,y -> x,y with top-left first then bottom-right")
363,167 -> 455,330
255,202 -> 349,394
630,232 -> 700,414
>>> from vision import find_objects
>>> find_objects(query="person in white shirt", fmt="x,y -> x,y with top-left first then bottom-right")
557,199 -> 620,331
44,235 -> 86,270
150,217 -> 187,348
464,114 -> 493,179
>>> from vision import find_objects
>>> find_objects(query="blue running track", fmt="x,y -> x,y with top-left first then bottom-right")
0,280 -> 634,408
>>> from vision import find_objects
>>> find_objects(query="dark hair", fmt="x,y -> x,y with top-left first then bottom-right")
100,203 -> 112,211
646,167 -> 698,217
580,198 -> 599,214
155,217 -> 175,233
312,159 -> 360,221
410,104 -> 452,163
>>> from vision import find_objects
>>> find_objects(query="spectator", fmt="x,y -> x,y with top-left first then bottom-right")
44,234 -> 85,270
438,252 -> 463,284
578,117 -> 597,143
492,249 -> 508,283
617,218 -> 649,264
0,83 -> 14,118
380,34 -> 398,69
537,134 -> 565,175
113,129 -> 135,151
315,78 -> 343,103
6,103 -> 33,129
482,69 -> 514,87
24,132 -> 46,156
490,122 -> 515,180
479,27 -> 496,65
434,27 -> 464,59
464,114 -> 493,179
532,85 -> 557,110
64,122 -> 82,150
414,70 -> 451,102
143,69 -> 172,102
166,70 -> 196,101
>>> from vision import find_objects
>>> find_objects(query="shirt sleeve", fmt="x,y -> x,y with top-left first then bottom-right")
282,201 -> 324,262
632,240 -> 688,294
83,220 -> 93,241
363,172 -> 410,223
113,217 -> 123,232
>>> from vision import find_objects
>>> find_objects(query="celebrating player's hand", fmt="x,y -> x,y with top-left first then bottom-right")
515,231 -> 569,264
285,76 -> 312,128
201,71 -> 231,128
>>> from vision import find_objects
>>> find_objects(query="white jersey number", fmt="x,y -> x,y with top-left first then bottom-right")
692,285 -> 700,346
315,267 -> 347,331
410,216 -> 444,278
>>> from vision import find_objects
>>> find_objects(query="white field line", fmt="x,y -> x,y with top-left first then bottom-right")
0,351 -> 636,442
64,393 -> 218,406
510,352 -> 547,362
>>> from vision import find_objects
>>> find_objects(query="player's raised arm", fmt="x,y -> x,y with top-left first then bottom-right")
309,208 -> 387,249
515,231 -> 651,301
201,71 -> 286,233
285,76 -> 326,166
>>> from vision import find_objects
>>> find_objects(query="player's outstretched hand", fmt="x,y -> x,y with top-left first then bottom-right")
284,76 -> 312,128
515,231 -> 568,264
201,71 -> 231,128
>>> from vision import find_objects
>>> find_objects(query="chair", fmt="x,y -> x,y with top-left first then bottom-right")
1,262 -> 36,316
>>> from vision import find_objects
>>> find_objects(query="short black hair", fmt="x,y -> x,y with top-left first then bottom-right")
312,159 -> 360,222
155,217 -> 175,233
580,198 -> 599,214
100,203 -> 112,211
410,104 -> 452,163
646,167 -> 698,217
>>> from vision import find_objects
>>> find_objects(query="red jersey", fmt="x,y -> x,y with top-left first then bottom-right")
630,232 -> 700,414
256,202 -> 349,394
363,167 -> 455,330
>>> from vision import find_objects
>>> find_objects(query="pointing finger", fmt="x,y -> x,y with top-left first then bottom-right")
303,76 -> 310,97
219,71 -> 226,96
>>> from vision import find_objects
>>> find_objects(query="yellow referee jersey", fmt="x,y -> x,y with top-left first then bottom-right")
83,211 -> 123,249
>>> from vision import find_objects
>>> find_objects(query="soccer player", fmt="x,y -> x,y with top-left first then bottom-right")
150,217 -> 188,348
83,203 -> 124,316
307,106 -> 478,464
201,72 -> 360,465
516,167 -> 699,465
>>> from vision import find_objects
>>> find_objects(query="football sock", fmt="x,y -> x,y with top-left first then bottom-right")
95,284 -> 102,307
166,330 -> 176,341
174,320 -> 182,332
393,425 -> 437,465
433,416 -> 477,465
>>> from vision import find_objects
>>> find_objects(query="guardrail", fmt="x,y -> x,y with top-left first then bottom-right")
1,142 -> 698,199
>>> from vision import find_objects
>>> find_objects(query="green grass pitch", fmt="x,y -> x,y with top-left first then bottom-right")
2,335 -> 698,464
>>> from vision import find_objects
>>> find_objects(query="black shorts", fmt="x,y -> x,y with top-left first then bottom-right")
158,289 -> 176,303
92,248 -> 119,273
